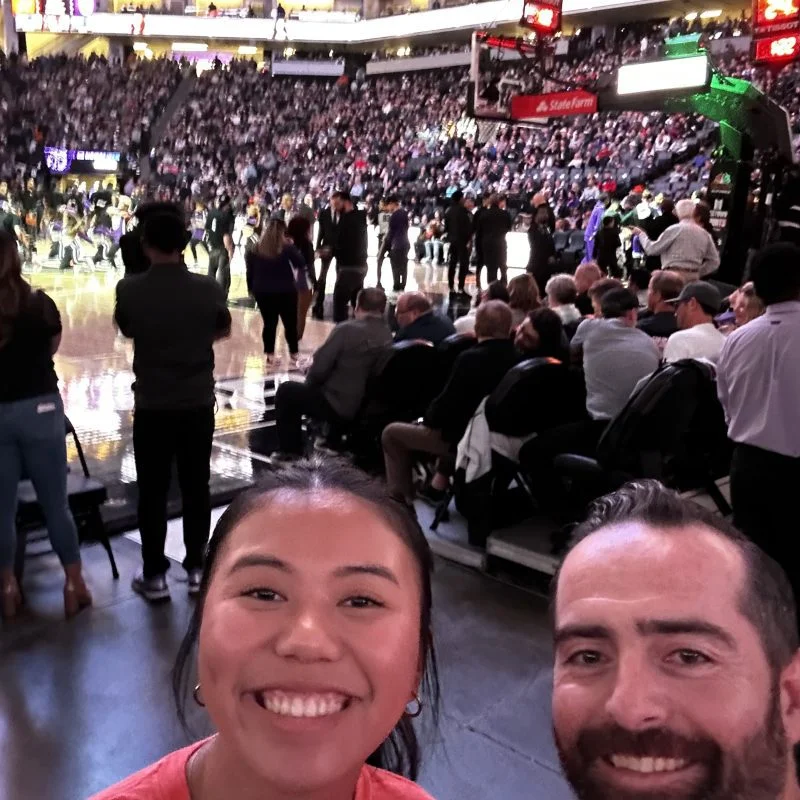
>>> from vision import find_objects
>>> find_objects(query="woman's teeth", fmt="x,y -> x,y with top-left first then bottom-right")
609,755 -> 688,774
255,691 -> 348,718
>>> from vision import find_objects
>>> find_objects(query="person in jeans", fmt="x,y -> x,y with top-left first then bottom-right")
115,206 -> 231,603
245,219 -> 309,369
0,230 -> 92,620
271,288 -> 391,460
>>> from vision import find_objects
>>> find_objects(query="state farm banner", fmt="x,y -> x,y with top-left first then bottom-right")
511,89 -> 597,120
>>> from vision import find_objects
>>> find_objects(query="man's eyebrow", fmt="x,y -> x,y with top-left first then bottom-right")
553,624 -> 613,646
332,564 -> 400,586
636,618 -> 738,649
228,554 -> 292,574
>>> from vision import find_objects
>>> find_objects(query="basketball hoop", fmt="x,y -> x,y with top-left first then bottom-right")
475,119 -> 502,144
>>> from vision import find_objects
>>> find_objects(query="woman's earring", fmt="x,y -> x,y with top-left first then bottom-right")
405,693 -> 423,718
193,683 -> 206,707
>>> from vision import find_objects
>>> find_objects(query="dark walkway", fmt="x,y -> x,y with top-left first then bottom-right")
1,534 -> 574,800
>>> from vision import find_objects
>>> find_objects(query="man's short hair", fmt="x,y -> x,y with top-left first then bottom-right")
356,287 -> 387,315
587,277 -> 623,302
338,190 -> 352,203
482,280 -> 511,305
650,269 -> 683,302
475,299 -> 512,340
545,273 -> 578,305
748,242 -> 800,305
451,189 -> 463,203
552,480 -> 799,673
600,286 -> 638,319
385,195 -> 399,206
399,292 -> 431,315
141,210 -> 190,255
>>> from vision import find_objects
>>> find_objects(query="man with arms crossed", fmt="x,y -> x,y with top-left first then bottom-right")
552,480 -> 800,800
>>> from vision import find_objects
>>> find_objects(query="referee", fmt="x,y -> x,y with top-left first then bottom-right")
205,195 -> 235,300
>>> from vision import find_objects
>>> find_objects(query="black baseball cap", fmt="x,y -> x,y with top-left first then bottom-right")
666,281 -> 722,314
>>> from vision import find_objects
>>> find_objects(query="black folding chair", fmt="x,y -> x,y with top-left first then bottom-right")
15,416 -> 118,581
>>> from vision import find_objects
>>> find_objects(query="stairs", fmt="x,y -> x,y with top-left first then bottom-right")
139,65 -> 196,181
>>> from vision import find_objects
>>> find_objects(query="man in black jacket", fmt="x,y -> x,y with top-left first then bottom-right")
382,300 -> 519,502
312,190 -> 340,320
642,197 -> 679,271
476,194 -> 512,286
115,207 -> 231,603
445,190 -> 473,295
332,190 -> 369,323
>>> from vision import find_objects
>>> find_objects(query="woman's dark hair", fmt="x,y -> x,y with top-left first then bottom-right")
0,230 -> 31,349
478,280 -> 510,307
287,214 -> 311,243
527,307 -> 567,360
173,458 -> 440,780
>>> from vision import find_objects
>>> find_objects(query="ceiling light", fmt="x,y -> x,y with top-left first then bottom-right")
171,42 -> 209,52
684,12 -> 698,21
700,9 -> 722,18
133,41 -> 148,51
238,45 -> 258,54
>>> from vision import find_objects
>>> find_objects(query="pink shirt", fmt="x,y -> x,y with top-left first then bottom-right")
90,740 -> 435,800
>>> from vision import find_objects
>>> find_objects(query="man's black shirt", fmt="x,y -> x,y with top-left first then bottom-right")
115,264 -> 232,410
637,309 -> 679,338
205,207 -> 234,250
334,209 -> 368,267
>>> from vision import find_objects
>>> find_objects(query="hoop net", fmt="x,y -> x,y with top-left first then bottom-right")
475,119 -> 502,145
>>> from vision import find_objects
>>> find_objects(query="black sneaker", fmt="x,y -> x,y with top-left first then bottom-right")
187,569 -> 203,596
417,484 -> 447,507
132,571 -> 171,603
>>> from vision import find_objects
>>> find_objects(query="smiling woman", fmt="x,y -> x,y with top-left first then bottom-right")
90,459 -> 440,800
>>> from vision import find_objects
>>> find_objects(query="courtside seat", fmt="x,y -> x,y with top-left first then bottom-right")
439,358 -> 585,547
553,359 -> 732,516
435,333 -> 477,391
15,416 -> 118,582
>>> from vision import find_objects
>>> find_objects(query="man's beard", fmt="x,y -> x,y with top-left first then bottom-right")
555,684 -> 788,800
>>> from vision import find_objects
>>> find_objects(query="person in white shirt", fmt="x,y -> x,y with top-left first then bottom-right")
663,281 -> 726,364
633,199 -> 720,282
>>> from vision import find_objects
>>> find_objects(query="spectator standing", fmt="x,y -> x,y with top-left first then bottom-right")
205,195 -> 235,300
384,195 -> 410,292
115,207 -> 232,603
0,231 -> 92,620
641,197 -> 679,271
444,190 -> 473,295
476,194 -> 511,286
332,191 -> 368,323
313,191 -> 339,320
246,219 -> 308,368
593,216 -> 621,278
717,243 -> 800,614
663,281 -> 725,364
394,292 -> 455,345
527,204 -> 556,294
634,199 -> 720,282
272,288 -> 391,460
286,215 -> 316,342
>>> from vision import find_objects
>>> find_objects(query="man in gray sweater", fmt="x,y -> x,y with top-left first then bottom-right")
272,287 -> 391,459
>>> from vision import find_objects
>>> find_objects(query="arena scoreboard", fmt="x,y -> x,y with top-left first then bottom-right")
519,0 -> 562,36
752,0 -> 800,64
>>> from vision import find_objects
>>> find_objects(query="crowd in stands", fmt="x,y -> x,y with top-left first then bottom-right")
3,53 -> 183,167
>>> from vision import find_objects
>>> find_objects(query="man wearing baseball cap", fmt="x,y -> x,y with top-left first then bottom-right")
663,281 -> 726,364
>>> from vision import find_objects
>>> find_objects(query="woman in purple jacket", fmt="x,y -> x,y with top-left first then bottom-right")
245,219 -> 309,368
